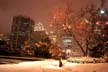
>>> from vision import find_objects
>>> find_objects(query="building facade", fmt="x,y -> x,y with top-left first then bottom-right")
10,15 -> 34,48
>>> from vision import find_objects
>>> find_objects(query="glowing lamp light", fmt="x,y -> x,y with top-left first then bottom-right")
96,21 -> 100,25
68,25 -> 71,29
106,22 -> 108,24
100,10 -> 105,14
50,31 -> 54,34
45,32 -> 48,35
49,24 -> 53,27
99,9 -> 106,15
105,22 -> 108,25
63,27 -> 66,30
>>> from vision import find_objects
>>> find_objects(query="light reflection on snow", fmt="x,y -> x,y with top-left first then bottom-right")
18,61 -> 40,65
0,60 -> 78,68
42,65 -> 62,69
64,62 -> 78,67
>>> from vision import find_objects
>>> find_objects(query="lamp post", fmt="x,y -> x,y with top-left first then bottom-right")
99,0 -> 108,42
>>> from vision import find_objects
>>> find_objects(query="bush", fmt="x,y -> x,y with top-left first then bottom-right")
49,44 -> 65,59
89,43 -> 108,58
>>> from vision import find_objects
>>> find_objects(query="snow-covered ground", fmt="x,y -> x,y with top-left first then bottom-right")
0,59 -> 108,72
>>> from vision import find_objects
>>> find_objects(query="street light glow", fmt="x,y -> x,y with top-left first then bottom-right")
100,10 -> 105,14
100,8 -> 106,15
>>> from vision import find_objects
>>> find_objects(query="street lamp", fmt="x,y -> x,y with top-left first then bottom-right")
99,8 -> 106,15
100,9 -> 105,14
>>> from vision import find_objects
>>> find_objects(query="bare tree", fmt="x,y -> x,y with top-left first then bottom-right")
50,4 -> 87,56
50,1 -> 108,56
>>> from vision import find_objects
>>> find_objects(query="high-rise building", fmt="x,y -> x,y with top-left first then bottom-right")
10,15 -> 34,48
32,22 -> 48,42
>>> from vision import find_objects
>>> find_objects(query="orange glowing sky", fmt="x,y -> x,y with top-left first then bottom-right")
0,0 -> 107,33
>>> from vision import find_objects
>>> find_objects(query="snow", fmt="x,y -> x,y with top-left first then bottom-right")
0,59 -> 108,72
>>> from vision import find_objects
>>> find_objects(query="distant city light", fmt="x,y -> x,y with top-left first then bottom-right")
49,24 -> 53,27
63,37 -> 72,47
96,21 -> 100,25
34,22 -> 45,31
105,22 -> 108,25
50,31 -> 54,34
63,27 -> 66,30
45,32 -> 48,35
68,25 -> 71,29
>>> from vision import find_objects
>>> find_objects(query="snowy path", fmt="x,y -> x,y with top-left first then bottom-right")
0,59 -> 108,72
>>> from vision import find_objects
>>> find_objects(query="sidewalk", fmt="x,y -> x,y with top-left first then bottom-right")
0,55 -> 45,61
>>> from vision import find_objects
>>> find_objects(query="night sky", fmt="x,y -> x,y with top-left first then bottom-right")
0,0 -> 107,33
